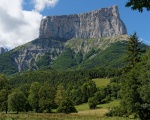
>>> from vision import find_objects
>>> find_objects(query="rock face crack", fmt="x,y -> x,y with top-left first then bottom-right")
39,5 -> 127,40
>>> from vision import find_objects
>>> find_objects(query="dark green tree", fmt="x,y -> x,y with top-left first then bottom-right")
109,33 -> 143,118
0,74 -> 12,114
56,97 -> 77,114
126,0 -> 150,12
28,82 -> 41,112
81,80 -> 97,103
88,97 -> 98,109
0,74 -> 8,90
137,58 -> 150,120
120,68 -> 141,116
0,86 -> 12,114
126,32 -> 142,70
38,82 -> 55,113
8,90 -> 26,114
109,83 -> 120,99
19,84 -> 32,112
94,89 -> 106,104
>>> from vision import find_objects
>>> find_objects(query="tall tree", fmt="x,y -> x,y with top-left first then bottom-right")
0,74 -> 11,114
38,82 -> 55,113
54,84 -> 66,106
19,84 -> 32,112
28,82 -> 41,112
81,80 -> 97,103
137,54 -> 150,120
0,86 -> 12,114
120,68 -> 141,116
8,90 -> 26,114
126,32 -> 142,70
119,33 -> 147,118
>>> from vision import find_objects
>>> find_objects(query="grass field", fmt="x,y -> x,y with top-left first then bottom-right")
98,99 -> 120,109
92,78 -> 110,88
75,99 -> 120,111
0,100 -> 136,120
0,113 -> 138,120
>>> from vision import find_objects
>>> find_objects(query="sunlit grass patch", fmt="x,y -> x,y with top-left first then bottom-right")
92,78 -> 110,88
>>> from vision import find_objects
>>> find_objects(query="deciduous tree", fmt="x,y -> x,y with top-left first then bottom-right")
54,84 -> 66,106
56,97 -> 77,114
28,82 -> 41,112
0,86 -> 12,114
8,90 -> 26,114
38,82 -> 55,113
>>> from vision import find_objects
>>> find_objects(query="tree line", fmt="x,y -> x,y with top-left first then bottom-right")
0,71 -> 114,114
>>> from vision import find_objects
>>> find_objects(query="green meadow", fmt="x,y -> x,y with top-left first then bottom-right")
92,78 -> 111,88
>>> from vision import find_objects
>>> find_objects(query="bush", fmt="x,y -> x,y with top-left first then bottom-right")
56,97 -> 77,114
105,106 -> 124,117
88,97 -> 98,109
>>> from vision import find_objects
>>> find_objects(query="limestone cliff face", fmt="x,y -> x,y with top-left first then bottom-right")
12,38 -> 64,72
39,5 -> 127,40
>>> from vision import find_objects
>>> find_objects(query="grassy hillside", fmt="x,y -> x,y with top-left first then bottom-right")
75,99 -> 120,111
50,41 -> 127,71
51,48 -> 77,70
0,52 -> 17,74
92,78 -> 111,88
78,41 -> 127,69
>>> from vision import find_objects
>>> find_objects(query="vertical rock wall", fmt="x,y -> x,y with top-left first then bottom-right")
39,5 -> 127,40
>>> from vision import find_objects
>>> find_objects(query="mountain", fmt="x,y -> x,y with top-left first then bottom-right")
0,5 -> 128,74
40,5 -> 127,40
0,47 -> 8,54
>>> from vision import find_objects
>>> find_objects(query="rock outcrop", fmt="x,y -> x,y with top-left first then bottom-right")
0,47 -> 8,54
12,38 -> 64,72
39,5 -> 127,40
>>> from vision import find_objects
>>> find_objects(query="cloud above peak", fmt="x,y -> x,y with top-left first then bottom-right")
0,0 -> 59,49
33,0 -> 59,12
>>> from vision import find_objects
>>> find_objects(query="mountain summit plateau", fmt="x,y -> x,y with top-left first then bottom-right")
40,5 -> 127,40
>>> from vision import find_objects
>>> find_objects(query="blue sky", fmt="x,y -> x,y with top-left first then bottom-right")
0,0 -> 149,48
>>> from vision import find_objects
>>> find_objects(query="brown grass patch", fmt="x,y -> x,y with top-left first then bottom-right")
74,108 -> 108,116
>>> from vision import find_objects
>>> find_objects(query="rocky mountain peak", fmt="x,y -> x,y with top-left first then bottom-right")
0,47 -> 8,54
39,5 -> 127,40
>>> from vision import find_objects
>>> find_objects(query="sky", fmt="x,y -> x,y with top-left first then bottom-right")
0,0 -> 150,49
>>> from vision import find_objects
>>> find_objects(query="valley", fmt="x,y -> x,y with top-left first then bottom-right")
0,3 -> 149,120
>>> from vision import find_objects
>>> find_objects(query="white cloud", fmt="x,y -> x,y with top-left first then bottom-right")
33,0 -> 59,12
0,0 -> 59,49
